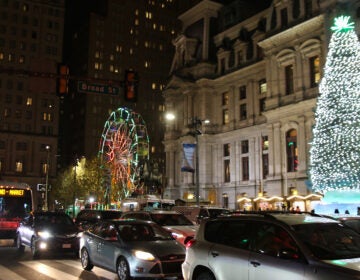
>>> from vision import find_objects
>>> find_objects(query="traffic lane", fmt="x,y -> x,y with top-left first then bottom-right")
0,241 -> 118,280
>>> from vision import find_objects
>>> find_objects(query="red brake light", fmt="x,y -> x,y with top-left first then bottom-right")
185,238 -> 196,248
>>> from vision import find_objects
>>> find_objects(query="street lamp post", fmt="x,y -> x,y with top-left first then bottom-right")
191,117 -> 209,206
44,145 -> 50,211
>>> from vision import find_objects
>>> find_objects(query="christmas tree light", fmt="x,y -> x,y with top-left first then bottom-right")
310,16 -> 360,193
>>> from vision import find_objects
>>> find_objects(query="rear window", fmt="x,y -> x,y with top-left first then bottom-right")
150,213 -> 193,226
204,220 -> 252,249
102,211 -> 122,219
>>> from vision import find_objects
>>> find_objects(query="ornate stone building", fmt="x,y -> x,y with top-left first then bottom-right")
163,0 -> 360,210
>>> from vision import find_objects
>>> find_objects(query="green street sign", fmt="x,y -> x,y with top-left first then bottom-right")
77,81 -> 120,95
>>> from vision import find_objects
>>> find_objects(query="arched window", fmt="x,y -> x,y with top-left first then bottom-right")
286,129 -> 298,172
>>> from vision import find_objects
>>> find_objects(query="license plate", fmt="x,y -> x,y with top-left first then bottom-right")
62,244 -> 71,248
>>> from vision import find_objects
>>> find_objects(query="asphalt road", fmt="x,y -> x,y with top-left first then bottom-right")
0,240 -> 118,280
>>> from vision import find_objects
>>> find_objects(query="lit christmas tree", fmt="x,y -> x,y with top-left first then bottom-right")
310,16 -> 360,195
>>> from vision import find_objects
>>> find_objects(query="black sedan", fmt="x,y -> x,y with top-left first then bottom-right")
16,211 -> 81,258
80,219 -> 185,280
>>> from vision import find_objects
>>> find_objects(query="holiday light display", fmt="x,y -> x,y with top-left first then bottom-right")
99,107 -> 149,195
310,16 -> 360,193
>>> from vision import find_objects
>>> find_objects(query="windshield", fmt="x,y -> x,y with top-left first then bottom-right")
293,223 -> 360,260
118,224 -> 173,241
150,213 -> 194,226
0,197 -> 31,218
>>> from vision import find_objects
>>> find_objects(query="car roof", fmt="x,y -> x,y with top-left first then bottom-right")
100,218 -> 156,226
124,210 -> 182,214
33,211 -> 69,216
213,212 -> 340,226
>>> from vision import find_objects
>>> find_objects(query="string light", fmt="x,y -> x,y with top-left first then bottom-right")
310,16 -> 360,193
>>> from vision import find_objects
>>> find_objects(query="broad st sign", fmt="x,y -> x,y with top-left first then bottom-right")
78,81 -> 119,95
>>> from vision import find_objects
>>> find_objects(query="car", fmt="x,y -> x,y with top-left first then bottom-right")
74,209 -> 123,231
182,212 -> 360,280
172,206 -> 230,224
16,211 -> 81,258
121,210 -> 198,245
79,219 -> 185,280
323,214 -> 360,234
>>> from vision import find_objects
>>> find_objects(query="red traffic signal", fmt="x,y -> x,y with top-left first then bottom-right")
125,70 -> 138,102
57,64 -> 69,96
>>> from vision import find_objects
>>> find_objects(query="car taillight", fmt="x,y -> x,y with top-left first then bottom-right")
185,238 -> 196,248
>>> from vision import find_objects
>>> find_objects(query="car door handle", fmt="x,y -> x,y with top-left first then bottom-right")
250,261 -> 261,267
210,251 -> 219,257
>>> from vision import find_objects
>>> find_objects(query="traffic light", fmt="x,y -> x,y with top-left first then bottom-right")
57,64 -> 69,96
124,69 -> 138,102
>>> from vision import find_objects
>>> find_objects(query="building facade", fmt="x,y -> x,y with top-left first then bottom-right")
163,0 -> 359,210
61,0 -> 198,182
0,0 -> 64,207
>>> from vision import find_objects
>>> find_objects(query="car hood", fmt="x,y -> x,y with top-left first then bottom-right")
37,224 -> 78,235
162,225 -> 198,236
130,240 -> 185,258
323,258 -> 360,272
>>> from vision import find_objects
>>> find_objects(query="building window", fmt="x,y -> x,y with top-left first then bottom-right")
259,79 -> 267,94
15,161 -> 23,172
242,157 -> 249,181
259,97 -> 266,113
26,97 -> 32,106
309,56 -> 320,87
285,65 -> 294,95
223,109 -> 229,124
42,162 -> 49,175
241,140 -> 249,154
222,92 -> 229,105
239,86 -> 246,100
224,159 -> 230,182
262,154 -> 269,179
16,142 -> 27,151
286,129 -> 298,172
0,141 -> 5,149
262,136 -> 269,151
224,143 -> 230,157
240,104 -> 247,120
281,8 -> 288,27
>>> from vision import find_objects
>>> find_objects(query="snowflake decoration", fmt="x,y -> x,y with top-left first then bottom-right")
331,16 -> 354,32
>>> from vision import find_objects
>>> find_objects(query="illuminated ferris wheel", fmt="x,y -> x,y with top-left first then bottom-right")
99,107 -> 149,197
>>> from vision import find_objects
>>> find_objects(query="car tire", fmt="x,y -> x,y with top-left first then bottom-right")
80,248 -> 94,271
31,237 -> 39,259
16,234 -> 25,253
196,271 -> 216,280
116,257 -> 132,280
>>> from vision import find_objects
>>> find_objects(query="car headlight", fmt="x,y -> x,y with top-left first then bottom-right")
133,250 -> 155,261
37,231 -> 53,239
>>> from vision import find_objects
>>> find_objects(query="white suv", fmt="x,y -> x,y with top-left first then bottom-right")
182,212 -> 360,280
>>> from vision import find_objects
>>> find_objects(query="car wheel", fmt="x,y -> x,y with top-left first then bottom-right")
31,237 -> 39,259
116,257 -> 132,280
80,248 -> 94,271
16,234 -> 25,253
196,270 -> 216,280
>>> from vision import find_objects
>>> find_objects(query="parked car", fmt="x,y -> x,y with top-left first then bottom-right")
74,209 -> 122,231
121,210 -> 198,245
79,219 -> 185,280
172,206 -> 230,224
16,211 -> 80,258
182,213 -> 360,280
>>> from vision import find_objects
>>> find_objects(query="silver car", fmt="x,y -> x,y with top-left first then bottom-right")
182,213 -> 360,280
121,210 -> 198,245
80,219 -> 185,280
